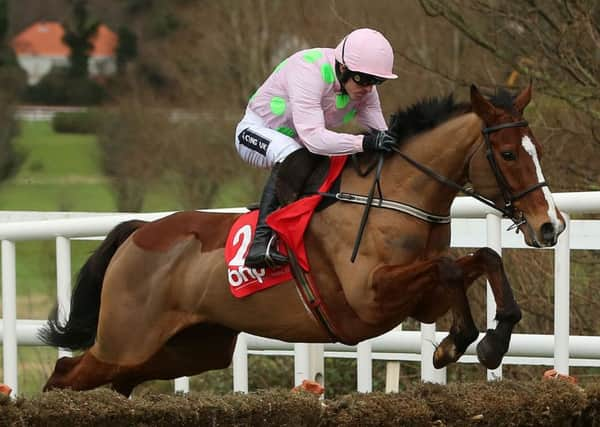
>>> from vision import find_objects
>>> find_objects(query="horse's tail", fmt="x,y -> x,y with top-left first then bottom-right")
39,220 -> 146,350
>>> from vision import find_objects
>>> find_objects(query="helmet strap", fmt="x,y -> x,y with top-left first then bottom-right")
335,61 -> 350,94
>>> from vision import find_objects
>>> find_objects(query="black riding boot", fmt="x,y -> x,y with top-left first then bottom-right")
245,164 -> 288,269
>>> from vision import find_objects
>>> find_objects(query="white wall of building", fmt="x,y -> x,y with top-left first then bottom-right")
17,54 -> 116,85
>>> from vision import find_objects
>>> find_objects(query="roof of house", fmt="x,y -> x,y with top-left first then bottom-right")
12,21 -> 117,57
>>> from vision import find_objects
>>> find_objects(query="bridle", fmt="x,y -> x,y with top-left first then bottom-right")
481,121 -> 548,227
391,119 -> 547,226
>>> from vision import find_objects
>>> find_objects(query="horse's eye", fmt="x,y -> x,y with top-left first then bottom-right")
501,151 -> 516,161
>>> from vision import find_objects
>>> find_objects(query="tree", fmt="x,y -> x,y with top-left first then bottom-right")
96,100 -> 164,212
397,1 -> 600,190
0,0 -> 25,181
62,0 -> 99,78
0,0 -> 17,67
417,0 -> 600,120
116,26 -> 137,73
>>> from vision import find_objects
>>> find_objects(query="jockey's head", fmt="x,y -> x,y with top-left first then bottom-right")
334,28 -> 397,100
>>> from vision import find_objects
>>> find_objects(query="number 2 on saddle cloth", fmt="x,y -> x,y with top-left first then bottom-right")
225,156 -> 348,298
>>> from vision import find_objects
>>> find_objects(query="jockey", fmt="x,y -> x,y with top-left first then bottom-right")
235,28 -> 398,269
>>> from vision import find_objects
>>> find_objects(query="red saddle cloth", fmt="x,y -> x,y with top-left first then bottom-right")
225,156 -> 347,298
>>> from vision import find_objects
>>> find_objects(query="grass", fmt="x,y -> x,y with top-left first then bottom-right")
15,121 -> 105,178
0,183 -> 116,211
14,240 -> 101,297
0,121 -> 116,211
0,121 -> 187,212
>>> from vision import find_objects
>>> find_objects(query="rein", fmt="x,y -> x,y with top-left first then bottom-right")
323,119 -> 548,262
350,154 -> 384,262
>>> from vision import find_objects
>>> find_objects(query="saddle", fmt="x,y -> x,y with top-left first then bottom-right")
226,155 -> 348,296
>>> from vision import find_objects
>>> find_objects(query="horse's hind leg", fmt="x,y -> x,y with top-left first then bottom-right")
111,323 -> 238,396
44,351 -> 119,391
455,248 -> 522,369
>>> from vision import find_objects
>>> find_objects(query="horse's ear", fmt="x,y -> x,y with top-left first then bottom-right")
470,84 -> 497,124
513,82 -> 532,115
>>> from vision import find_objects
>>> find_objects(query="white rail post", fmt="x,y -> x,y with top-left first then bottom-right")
232,333 -> 248,393
385,361 -> 400,393
174,377 -> 189,393
55,236 -> 72,359
294,343 -> 324,388
2,240 -> 18,395
486,213 -> 502,380
309,343 -> 325,390
294,343 -> 309,387
420,323 -> 446,384
385,324 -> 402,393
554,213 -> 570,374
357,340 -> 372,392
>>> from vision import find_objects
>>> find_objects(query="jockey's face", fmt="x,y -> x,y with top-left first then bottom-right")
340,64 -> 384,101
343,76 -> 374,101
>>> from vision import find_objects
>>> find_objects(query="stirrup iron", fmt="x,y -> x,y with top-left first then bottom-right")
264,234 -> 288,268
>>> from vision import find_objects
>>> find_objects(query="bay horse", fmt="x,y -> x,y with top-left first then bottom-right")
41,84 -> 564,396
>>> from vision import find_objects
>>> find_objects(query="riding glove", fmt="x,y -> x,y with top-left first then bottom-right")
362,130 -> 397,153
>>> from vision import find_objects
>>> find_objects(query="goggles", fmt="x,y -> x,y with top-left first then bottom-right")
349,71 -> 386,86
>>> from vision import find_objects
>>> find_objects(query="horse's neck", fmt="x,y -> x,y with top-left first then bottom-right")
385,112 -> 483,214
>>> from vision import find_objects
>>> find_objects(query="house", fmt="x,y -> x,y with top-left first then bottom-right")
11,21 -> 118,85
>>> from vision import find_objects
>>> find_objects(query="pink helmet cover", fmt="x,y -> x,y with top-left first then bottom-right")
334,28 -> 398,79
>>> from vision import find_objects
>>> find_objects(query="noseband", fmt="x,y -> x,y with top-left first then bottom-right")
481,121 -> 548,227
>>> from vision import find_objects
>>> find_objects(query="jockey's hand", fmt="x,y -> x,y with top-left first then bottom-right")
362,130 -> 397,153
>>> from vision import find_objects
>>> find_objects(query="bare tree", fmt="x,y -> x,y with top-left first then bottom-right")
0,0 -> 25,181
417,0 -> 600,119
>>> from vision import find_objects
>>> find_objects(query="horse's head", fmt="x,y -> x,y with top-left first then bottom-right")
468,84 -> 565,247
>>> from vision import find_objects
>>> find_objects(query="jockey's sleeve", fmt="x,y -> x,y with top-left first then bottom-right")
357,89 -> 388,131
288,64 -> 364,155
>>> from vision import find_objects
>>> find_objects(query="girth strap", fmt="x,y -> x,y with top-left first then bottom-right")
287,247 -> 342,342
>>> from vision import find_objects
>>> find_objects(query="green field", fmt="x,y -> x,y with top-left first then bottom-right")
1,121 -> 180,211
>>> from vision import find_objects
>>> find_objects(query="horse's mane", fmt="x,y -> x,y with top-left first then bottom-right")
387,94 -> 470,142
387,88 -> 517,143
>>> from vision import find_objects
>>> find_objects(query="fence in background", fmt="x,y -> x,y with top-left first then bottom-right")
15,105 -> 88,121
1,192 -> 600,395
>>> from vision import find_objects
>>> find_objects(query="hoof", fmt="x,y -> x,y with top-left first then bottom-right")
476,329 -> 508,369
433,336 -> 461,369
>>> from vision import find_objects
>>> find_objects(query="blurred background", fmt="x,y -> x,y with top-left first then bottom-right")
0,0 -> 599,397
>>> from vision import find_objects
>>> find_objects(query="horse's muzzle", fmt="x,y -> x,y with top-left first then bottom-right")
533,220 -> 565,248
540,222 -> 559,246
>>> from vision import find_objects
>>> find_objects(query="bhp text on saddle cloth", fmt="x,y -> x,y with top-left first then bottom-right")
225,156 -> 347,297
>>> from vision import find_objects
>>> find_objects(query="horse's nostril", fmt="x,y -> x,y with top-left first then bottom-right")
541,222 -> 555,243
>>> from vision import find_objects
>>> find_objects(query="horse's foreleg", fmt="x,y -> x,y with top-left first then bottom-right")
431,258 -> 479,369
456,247 -> 522,369
370,257 -> 478,368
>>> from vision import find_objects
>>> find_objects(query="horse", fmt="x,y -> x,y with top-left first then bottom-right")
41,84 -> 565,396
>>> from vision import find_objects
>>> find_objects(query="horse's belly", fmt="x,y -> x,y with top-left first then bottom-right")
177,249 -> 333,342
